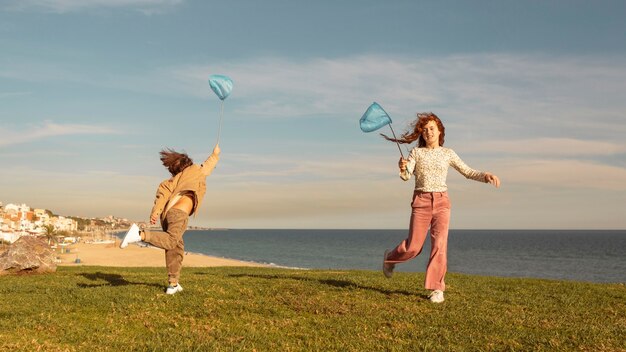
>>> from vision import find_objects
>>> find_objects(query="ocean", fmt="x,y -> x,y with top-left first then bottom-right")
130,229 -> 626,284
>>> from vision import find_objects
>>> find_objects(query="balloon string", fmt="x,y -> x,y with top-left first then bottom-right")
217,100 -> 224,144
388,124 -> 405,159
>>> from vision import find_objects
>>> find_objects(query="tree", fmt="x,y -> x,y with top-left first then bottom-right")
0,239 -> 9,251
42,224 -> 57,246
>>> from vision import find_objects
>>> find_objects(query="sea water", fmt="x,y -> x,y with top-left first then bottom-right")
175,229 -> 625,283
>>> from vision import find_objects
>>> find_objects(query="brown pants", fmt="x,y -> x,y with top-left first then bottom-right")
143,208 -> 189,284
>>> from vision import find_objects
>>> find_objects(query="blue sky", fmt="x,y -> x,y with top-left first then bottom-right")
1,0 -> 625,229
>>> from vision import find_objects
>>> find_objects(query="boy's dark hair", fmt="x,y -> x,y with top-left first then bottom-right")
160,148 -> 193,176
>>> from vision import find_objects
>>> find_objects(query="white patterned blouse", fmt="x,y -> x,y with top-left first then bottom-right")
400,147 -> 486,192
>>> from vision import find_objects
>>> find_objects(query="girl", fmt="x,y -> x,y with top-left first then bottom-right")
120,143 -> 220,294
381,113 -> 500,303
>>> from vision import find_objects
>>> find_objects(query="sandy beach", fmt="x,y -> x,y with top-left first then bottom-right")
56,241 -> 265,268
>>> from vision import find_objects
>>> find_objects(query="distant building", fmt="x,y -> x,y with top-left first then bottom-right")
34,208 -> 49,220
52,216 -> 78,232
0,231 -> 20,243
0,201 -> 130,244
4,203 -> 30,214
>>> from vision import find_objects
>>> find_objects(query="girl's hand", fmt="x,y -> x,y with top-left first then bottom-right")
150,214 -> 158,225
485,172 -> 501,188
213,143 -> 221,156
398,157 -> 408,171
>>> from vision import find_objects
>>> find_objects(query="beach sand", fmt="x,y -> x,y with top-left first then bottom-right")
56,241 -> 265,268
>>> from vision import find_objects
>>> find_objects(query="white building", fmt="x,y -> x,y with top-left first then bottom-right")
0,232 -> 20,244
4,203 -> 30,214
52,216 -> 78,232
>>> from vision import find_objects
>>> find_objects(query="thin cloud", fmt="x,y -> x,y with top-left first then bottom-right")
1,165 -> 158,219
201,178 -> 407,224
174,56 -> 440,116
217,152 -> 393,181
5,53 -> 624,141
0,121 -> 119,147
126,53 -> 626,145
490,158 -> 626,191
172,54 -> 626,142
463,138 -> 626,157
0,91 -> 32,99
2,0 -> 183,14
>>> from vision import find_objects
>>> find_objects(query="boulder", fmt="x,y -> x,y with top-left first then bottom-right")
0,236 -> 57,275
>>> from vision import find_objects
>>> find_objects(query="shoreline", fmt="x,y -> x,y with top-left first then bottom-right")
56,241 -> 268,268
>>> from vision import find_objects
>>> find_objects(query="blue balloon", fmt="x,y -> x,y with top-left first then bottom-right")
208,74 -> 233,100
359,102 -> 392,132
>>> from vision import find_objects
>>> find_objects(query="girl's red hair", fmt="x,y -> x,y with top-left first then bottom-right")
381,112 -> 445,147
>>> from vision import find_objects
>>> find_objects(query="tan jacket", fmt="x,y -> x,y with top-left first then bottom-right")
150,153 -> 219,223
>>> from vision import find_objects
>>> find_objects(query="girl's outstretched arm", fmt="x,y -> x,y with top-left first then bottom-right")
200,143 -> 220,176
484,172 -> 501,188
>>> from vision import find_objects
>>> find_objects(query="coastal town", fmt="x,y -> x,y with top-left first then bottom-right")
0,201 -> 255,270
0,201 -> 132,245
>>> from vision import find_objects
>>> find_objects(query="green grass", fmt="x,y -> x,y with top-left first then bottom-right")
1,267 -> 624,351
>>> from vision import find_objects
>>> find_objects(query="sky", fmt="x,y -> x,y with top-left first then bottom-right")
1,0 -> 625,229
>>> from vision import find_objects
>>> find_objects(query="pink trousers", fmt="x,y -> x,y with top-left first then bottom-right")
385,191 -> 451,291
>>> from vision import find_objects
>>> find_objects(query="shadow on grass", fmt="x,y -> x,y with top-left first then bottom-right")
76,272 -> 162,289
225,273 -> 415,297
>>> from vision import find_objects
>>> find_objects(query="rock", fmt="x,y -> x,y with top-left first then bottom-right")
0,236 -> 57,275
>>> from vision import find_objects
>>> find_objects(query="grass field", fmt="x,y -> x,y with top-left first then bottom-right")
1,266 -> 624,351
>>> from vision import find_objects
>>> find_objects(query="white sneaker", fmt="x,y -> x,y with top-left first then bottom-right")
382,249 -> 395,278
165,284 -> 183,295
428,290 -> 445,303
120,223 -> 141,249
